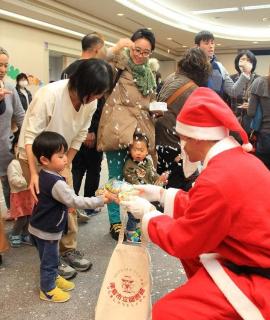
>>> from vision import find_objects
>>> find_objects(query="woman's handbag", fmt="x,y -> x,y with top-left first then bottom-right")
155,80 -> 196,147
250,102 -> 263,133
0,215 -> 9,253
95,208 -> 152,320
249,102 -> 263,152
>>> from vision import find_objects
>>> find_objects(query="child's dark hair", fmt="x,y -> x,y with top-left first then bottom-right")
132,132 -> 149,148
11,130 -> 20,154
32,131 -> 68,164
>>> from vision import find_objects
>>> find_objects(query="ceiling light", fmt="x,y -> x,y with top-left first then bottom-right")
117,13 -> 124,16
243,4 -> 270,11
167,37 -> 172,40
262,17 -> 269,22
116,0 -> 270,41
192,7 -> 239,15
253,41 -> 259,44
216,43 -> 221,46
0,9 -> 115,46
167,49 -> 170,53
147,27 -> 152,30
182,45 -> 187,48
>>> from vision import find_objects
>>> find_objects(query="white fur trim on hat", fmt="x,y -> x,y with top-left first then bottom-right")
176,121 -> 229,140
242,143 -> 253,152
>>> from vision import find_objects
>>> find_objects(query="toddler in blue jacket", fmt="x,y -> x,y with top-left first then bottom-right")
30,131 -> 115,303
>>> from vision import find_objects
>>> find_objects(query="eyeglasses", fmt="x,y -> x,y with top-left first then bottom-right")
133,47 -> 151,57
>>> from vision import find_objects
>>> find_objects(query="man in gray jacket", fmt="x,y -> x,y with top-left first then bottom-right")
195,30 -> 252,98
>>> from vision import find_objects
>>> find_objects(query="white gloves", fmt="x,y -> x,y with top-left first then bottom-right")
121,196 -> 156,219
133,184 -> 164,203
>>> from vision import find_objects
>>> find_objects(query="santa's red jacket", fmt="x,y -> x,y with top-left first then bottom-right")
142,137 -> 270,320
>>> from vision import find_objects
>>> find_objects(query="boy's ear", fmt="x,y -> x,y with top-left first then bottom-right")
40,155 -> 49,166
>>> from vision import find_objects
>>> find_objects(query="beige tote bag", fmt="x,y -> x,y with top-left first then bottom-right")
95,208 -> 152,320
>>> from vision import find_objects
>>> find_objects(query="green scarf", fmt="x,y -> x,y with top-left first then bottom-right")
125,49 -> 156,96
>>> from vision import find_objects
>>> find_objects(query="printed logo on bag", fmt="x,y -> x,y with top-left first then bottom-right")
107,267 -> 146,307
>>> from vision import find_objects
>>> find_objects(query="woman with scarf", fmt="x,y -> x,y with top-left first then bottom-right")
97,28 -> 156,240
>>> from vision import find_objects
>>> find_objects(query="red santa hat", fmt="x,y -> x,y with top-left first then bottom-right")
175,87 -> 253,152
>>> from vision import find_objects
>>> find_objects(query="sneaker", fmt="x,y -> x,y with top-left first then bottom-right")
9,234 -> 21,248
39,287 -> 70,303
55,275 -> 75,291
61,250 -> 92,272
126,230 -> 141,243
58,257 -> 77,280
77,209 -> 90,223
110,223 -> 122,241
21,234 -> 33,246
85,208 -> 101,216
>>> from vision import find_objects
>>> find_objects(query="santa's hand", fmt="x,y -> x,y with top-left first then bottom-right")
120,196 -> 156,219
133,184 -> 165,203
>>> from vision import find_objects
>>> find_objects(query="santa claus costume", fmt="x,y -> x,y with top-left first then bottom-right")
122,88 -> 270,320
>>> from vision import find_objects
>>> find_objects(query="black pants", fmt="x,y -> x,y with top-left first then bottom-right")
72,144 -> 103,197
156,145 -> 196,191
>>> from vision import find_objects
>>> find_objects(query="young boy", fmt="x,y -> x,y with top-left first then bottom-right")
30,131 -> 114,302
123,132 -> 168,242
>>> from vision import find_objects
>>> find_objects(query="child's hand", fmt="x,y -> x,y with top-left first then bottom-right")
103,190 -> 119,204
155,171 -> 169,186
174,154 -> 181,163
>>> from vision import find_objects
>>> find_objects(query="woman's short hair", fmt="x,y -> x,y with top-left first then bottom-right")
68,59 -> 113,103
0,47 -> 9,57
177,48 -> 211,86
234,50 -> 257,74
32,131 -> 68,164
16,73 -> 28,83
131,28 -> 155,51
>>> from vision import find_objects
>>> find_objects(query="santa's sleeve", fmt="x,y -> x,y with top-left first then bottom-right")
162,188 -> 189,219
142,180 -> 231,259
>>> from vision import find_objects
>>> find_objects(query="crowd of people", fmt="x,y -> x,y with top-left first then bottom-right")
1,28 -> 270,318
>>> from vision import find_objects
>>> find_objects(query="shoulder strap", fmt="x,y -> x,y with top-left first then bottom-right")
166,80 -> 196,106
109,68 -> 123,94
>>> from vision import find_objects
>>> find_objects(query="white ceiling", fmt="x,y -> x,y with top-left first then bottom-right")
56,0 -> 270,52
1,0 -> 270,60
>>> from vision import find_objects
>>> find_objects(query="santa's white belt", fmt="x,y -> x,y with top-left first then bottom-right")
200,253 -> 265,320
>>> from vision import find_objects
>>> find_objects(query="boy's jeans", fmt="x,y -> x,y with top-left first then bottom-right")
127,212 -> 140,232
31,235 -> 59,292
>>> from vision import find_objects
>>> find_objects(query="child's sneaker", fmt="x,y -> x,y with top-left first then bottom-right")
126,230 -> 141,243
21,234 -> 33,246
55,275 -> 75,291
40,287 -> 70,303
9,234 -> 21,248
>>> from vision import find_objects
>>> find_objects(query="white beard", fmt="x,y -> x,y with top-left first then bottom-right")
180,140 -> 201,178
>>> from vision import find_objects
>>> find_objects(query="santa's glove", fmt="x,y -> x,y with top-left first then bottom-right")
120,196 -> 156,220
133,184 -> 165,204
